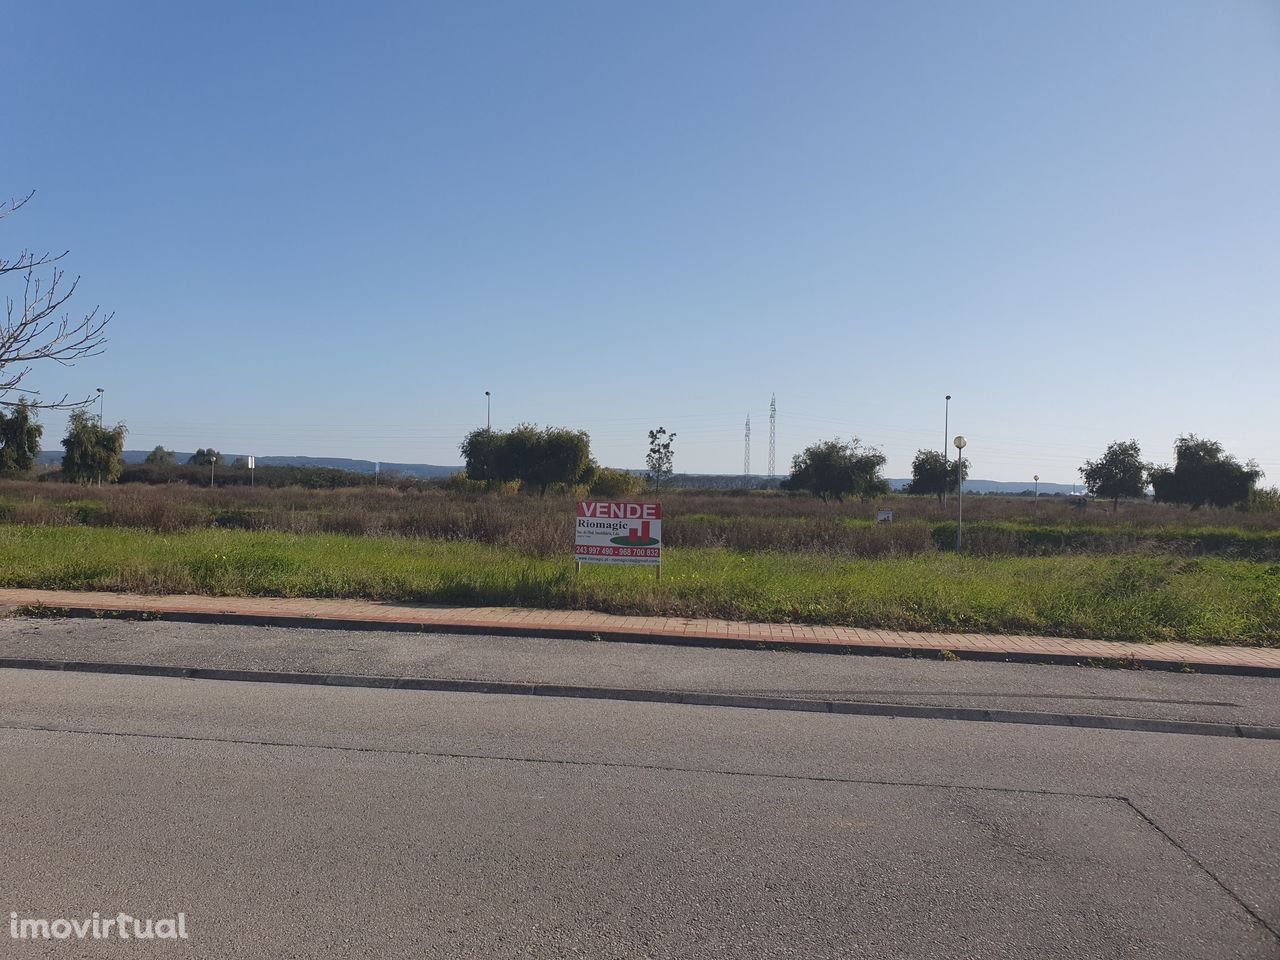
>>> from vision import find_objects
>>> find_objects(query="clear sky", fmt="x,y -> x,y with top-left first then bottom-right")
5,1 -> 1278,483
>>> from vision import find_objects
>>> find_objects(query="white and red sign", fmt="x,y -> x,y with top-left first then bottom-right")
575,501 -> 663,566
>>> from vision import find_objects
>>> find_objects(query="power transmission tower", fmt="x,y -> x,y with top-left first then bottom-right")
744,414 -> 751,482
768,394 -> 776,478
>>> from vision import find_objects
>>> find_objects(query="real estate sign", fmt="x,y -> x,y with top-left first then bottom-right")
575,501 -> 662,566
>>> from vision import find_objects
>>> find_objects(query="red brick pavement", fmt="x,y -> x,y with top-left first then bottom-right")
2,588 -> 1277,674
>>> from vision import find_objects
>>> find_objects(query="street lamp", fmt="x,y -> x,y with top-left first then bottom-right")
943,395 -> 951,506
95,388 -> 105,487
1033,474 -> 1039,500
953,435 -> 967,550
483,391 -> 492,483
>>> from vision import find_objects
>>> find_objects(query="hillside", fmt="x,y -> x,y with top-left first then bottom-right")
34,452 -> 1077,493
37,451 -> 459,479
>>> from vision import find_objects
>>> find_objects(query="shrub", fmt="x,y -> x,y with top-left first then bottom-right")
445,473 -> 487,494
590,468 -> 645,499
1245,487 -> 1280,513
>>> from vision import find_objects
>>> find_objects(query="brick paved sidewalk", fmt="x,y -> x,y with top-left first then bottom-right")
1,588 -> 1278,675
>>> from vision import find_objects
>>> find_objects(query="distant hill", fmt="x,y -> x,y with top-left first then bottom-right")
246,456 -> 458,479
659,474 -> 1079,495
37,451 -> 460,478
34,451 -> 1077,493
888,478 -> 1079,496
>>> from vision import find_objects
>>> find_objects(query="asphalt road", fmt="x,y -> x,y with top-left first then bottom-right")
0,660 -> 1277,958
2,617 -> 1279,726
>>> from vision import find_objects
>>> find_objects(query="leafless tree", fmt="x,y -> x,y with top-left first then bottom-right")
1,191 -> 111,409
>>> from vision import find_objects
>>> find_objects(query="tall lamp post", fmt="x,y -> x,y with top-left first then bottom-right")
483,391 -> 492,483
95,388 -> 105,487
943,395 -> 951,506
1034,474 -> 1039,500
953,435 -> 967,550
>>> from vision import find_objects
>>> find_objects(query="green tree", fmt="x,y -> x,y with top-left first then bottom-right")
187,448 -> 223,466
1079,440 -> 1149,511
646,427 -> 677,490
494,424 -> 542,486
60,410 -> 126,484
529,427 -> 593,496
1150,435 -> 1261,509
459,428 -> 500,483
905,449 -> 967,504
0,399 -> 42,475
2,191 -> 111,409
144,445 -> 176,465
782,438 -> 888,502
460,425 -> 594,494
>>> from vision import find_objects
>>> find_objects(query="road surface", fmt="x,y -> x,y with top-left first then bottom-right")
0,619 -> 1276,958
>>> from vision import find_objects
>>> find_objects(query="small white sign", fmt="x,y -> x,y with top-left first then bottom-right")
247,456 -> 255,470
876,509 -> 893,523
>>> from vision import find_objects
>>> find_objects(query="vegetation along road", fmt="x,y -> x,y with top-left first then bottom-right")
0,483 -> 1276,646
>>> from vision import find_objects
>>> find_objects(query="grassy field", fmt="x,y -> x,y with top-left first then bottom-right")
2,481 -> 1279,558
2,480 -> 1276,645
1,524 -> 1276,646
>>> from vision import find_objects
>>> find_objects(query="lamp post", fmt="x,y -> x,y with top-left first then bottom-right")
483,391 -> 492,483
943,395 -> 951,506
1034,474 -> 1039,500
95,388 -> 105,487
953,435 -> 967,550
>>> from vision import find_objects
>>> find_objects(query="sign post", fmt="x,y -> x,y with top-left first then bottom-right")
575,501 -> 663,581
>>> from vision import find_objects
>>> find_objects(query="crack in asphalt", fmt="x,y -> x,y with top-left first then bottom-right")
3,720 -> 1276,942
0,719 -> 1138,798
1120,799 -> 1279,943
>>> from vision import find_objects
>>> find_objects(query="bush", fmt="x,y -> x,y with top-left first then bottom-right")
590,468 -> 645,499
445,473 -> 487,494
1245,487 -> 1280,513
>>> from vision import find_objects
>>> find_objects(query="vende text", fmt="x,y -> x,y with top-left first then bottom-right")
576,501 -> 662,520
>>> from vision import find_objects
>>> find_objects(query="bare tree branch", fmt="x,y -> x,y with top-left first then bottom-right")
1,190 -> 111,410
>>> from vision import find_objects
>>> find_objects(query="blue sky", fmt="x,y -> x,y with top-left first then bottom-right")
5,1 -> 1278,482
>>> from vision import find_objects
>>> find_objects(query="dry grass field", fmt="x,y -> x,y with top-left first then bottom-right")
1,480 -> 1277,645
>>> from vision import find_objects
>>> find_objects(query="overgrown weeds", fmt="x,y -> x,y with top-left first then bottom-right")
3,480 -> 1278,560
0,526 -> 1275,646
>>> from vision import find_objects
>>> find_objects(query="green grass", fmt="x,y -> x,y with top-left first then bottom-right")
1,524 -> 1276,646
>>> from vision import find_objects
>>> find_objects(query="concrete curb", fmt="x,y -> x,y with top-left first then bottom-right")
3,656 -> 1277,741
11,603 -> 1280,679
